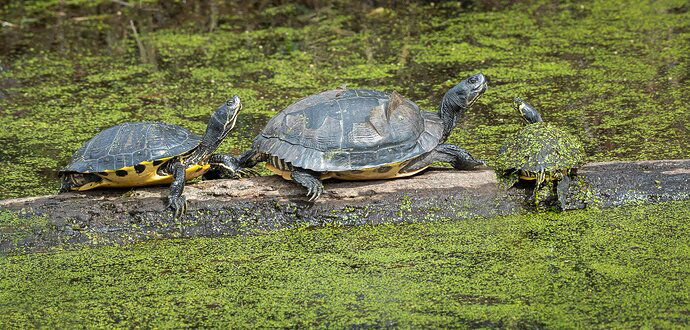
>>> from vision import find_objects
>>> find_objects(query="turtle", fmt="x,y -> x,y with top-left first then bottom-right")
493,98 -> 586,209
235,73 -> 488,200
59,96 -> 243,217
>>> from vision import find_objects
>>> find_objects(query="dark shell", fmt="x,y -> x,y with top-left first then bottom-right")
253,89 -> 444,172
61,122 -> 201,173
495,122 -> 585,174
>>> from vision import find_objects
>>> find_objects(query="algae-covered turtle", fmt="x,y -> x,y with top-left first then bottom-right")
59,96 -> 243,217
494,98 -> 585,209
236,73 -> 488,200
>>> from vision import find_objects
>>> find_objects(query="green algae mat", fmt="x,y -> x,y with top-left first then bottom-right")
2,201 -> 689,327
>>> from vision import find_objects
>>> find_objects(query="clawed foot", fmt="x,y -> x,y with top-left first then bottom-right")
473,159 -> 489,169
291,168 -> 324,202
305,183 -> 324,202
556,176 -> 571,210
167,195 -> 187,218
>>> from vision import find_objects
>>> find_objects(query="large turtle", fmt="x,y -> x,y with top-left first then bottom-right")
236,73 -> 488,200
494,98 -> 585,209
59,96 -> 243,217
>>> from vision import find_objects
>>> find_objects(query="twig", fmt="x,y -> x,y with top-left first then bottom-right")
110,0 -> 133,7
129,20 -> 148,65
1,20 -> 17,28
110,0 -> 161,11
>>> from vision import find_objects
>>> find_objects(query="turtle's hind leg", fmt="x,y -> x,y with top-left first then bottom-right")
237,149 -> 268,169
400,144 -> 485,173
58,173 -> 101,193
556,175 -> 571,210
204,154 -> 257,179
291,168 -> 324,201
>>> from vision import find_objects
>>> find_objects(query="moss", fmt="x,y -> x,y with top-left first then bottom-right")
1,201 -> 689,327
0,210 -> 52,246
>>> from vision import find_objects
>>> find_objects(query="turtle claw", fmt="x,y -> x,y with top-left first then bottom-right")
167,195 -> 187,218
291,169 -> 323,202
307,185 -> 323,201
225,167 -> 259,179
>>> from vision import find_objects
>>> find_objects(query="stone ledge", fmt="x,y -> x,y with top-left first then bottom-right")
1,160 -> 689,254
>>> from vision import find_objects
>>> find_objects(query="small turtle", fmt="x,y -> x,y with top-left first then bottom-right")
494,98 -> 585,209
236,73 -> 488,200
59,96 -> 243,217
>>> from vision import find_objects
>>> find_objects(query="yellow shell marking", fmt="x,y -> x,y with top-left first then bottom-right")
265,160 -> 427,181
518,169 -> 568,182
73,157 -> 210,191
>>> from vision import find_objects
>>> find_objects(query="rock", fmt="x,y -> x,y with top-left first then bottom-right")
1,160 -> 688,254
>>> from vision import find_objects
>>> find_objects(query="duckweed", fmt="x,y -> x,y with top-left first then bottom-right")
1,201 -> 689,327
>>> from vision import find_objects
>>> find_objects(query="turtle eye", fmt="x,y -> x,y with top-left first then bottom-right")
226,95 -> 240,107
468,76 -> 478,84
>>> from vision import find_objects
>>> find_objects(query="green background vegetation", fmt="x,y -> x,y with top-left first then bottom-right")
0,0 -> 688,199
1,0 -> 689,327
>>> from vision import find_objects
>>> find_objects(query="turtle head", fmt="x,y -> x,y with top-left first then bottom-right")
442,73 -> 488,110
212,95 -> 242,134
513,98 -> 543,124
462,73 -> 488,108
439,73 -> 488,141
195,96 -> 242,159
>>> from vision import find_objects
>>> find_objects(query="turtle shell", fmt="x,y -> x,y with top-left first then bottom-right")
495,122 -> 585,175
253,88 -> 445,172
61,122 -> 201,173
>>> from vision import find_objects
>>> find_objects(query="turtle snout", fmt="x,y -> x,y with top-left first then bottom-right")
470,73 -> 487,90
226,95 -> 241,109
225,95 -> 242,120
513,98 -> 524,110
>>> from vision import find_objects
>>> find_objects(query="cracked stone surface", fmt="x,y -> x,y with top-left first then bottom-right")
1,160 -> 688,254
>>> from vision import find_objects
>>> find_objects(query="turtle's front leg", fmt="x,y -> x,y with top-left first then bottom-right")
291,168 -> 324,201
401,144 -> 485,173
59,175 -> 74,193
167,160 -> 187,218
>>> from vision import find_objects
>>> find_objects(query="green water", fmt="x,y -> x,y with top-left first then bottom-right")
2,201 -> 689,327
0,0 -> 688,199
